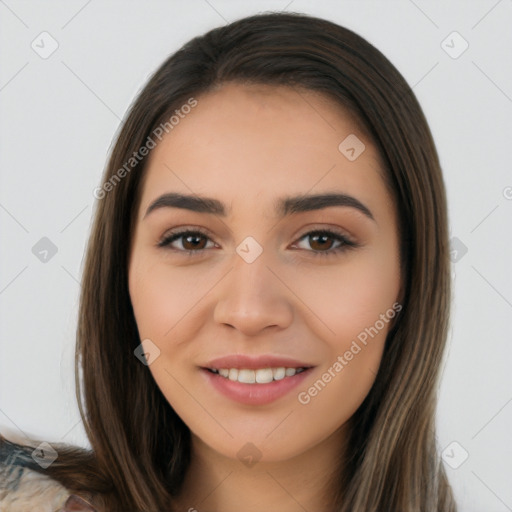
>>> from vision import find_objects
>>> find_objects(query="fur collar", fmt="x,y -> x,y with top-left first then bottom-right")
0,433 -> 97,511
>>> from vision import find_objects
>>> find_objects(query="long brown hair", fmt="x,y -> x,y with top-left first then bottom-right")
1,12 -> 456,511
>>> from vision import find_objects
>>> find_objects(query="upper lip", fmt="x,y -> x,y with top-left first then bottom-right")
203,355 -> 315,370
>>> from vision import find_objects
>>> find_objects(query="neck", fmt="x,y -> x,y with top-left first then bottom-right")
172,426 -> 347,512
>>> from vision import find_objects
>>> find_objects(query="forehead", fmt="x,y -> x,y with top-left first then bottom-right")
139,83 -> 392,219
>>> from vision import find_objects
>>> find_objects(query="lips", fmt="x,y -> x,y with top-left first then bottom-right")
199,354 -> 316,405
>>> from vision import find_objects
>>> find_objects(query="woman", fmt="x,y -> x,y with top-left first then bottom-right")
0,11 -> 456,512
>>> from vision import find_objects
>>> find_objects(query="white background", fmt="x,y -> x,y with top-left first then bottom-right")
1,1 -> 511,511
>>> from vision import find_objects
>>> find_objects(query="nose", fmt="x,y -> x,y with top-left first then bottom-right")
213,248 -> 294,336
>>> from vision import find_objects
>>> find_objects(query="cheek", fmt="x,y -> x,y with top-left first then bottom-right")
294,247 -> 400,347
129,256 -> 212,340
288,258 -> 399,439
290,245 -> 400,395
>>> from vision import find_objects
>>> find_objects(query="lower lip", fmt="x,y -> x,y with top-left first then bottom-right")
200,368 -> 313,406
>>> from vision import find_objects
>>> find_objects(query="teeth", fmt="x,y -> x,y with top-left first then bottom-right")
211,367 -> 306,384
273,367 -> 286,380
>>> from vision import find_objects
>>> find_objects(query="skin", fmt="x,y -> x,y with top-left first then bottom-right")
128,82 -> 402,512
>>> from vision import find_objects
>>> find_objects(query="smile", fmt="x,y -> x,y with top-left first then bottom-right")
201,367 -> 313,406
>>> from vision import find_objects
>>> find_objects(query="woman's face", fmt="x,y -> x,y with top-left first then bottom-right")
128,83 -> 402,463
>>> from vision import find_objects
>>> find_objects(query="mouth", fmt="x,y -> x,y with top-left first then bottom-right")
200,355 -> 315,404
200,365 -> 314,406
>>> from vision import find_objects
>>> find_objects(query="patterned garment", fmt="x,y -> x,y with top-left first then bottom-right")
0,434 -> 97,512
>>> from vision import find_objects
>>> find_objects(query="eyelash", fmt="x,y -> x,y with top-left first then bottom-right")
157,227 -> 358,258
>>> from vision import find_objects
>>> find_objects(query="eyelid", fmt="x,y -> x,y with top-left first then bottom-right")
292,223 -> 356,245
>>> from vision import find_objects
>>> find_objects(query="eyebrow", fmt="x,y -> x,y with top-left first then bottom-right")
143,192 -> 375,222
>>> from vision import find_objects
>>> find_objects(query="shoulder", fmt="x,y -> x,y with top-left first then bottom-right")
0,432 -> 97,512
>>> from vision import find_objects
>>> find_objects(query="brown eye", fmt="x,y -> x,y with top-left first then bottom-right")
157,227 -> 357,258
158,229 -> 214,253
293,229 -> 357,257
